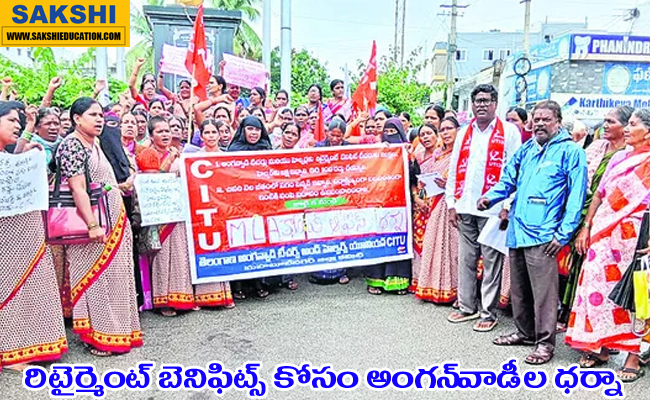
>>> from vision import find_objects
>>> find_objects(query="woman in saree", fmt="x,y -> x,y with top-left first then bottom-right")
0,102 -> 67,372
304,84 -> 332,121
57,97 -> 141,357
412,117 -> 460,303
142,117 -> 234,316
326,79 -> 351,123
365,118 -> 413,295
565,108 -> 650,382
228,116 -> 275,299
557,106 -> 633,333
129,58 -> 158,111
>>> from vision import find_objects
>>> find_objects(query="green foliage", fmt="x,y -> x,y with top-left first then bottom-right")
352,46 -> 433,126
0,48 -> 126,108
270,47 -> 331,106
210,0 -> 262,60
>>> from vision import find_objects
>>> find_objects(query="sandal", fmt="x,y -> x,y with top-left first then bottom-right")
4,363 -> 30,373
367,286 -> 383,295
287,280 -> 299,291
338,275 -> 350,285
639,349 -> 650,366
524,345 -> 554,365
86,345 -> 113,357
396,289 -> 408,295
452,300 -> 460,310
447,310 -> 480,323
256,289 -> 270,299
578,353 -> 609,368
493,332 -> 535,346
233,290 -> 246,300
617,367 -> 646,383
224,303 -> 236,309
192,306 -> 201,311
556,322 -> 567,334
160,309 -> 177,317
473,319 -> 498,332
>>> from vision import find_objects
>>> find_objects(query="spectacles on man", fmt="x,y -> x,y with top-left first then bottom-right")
473,98 -> 494,106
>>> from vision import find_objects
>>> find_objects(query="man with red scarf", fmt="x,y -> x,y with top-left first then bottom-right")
445,84 -> 522,332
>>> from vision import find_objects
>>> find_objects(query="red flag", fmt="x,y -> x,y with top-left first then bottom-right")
185,5 -> 211,101
352,41 -> 378,116
314,101 -> 325,142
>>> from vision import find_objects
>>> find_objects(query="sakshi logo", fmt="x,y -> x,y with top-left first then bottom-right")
11,4 -> 116,24
1,1 -> 130,47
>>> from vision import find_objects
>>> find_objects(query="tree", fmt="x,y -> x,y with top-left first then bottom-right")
270,47 -> 331,106
127,0 -> 164,78
0,48 -> 127,108
352,46 -> 432,125
209,0 -> 263,60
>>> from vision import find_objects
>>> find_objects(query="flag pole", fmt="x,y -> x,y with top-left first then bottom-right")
187,64 -> 197,144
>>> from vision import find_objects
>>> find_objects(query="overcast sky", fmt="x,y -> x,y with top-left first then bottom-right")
124,0 -> 650,79
260,0 -> 650,78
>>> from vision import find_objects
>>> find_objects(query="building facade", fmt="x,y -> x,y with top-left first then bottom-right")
431,21 -> 589,104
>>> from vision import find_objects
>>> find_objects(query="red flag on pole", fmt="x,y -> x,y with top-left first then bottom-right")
314,101 -> 325,142
185,5 -> 211,101
351,41 -> 378,116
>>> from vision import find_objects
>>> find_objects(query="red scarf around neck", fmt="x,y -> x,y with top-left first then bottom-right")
454,118 -> 505,200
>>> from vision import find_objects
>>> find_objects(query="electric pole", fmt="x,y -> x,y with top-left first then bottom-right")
520,0 -> 531,107
400,0 -> 407,67
394,0 -> 399,63
280,0 -> 292,100
393,0 -> 407,66
440,1 -> 468,109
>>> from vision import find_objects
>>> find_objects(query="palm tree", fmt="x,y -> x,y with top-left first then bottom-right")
209,0 -> 262,60
127,0 -> 166,76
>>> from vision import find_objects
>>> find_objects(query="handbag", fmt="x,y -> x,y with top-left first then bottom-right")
43,139 -> 112,245
634,256 -> 650,320
137,225 -> 162,254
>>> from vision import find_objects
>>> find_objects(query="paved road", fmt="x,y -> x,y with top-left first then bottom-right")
1,273 -> 648,399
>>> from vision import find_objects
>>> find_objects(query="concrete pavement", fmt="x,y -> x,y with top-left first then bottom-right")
1,273 -> 648,399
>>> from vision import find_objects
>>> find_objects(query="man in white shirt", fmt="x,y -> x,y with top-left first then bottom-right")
445,84 -> 522,332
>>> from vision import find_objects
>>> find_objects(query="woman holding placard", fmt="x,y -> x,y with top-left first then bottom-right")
142,117 -> 234,315
411,118 -> 460,303
56,97 -> 142,357
0,102 -> 68,372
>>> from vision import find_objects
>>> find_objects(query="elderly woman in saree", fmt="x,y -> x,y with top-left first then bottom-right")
412,117 -> 460,303
56,97 -> 141,357
0,102 -> 67,372
558,106 -> 634,332
141,117 -> 235,316
565,108 -> 650,382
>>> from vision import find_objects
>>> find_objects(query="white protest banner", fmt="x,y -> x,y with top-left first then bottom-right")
134,173 -> 187,226
0,150 -> 48,217
160,44 -> 192,78
222,53 -> 268,89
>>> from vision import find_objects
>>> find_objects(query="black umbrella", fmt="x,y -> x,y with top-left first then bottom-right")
608,208 -> 650,313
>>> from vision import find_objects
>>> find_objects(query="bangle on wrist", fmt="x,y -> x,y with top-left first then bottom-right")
87,222 -> 99,230
20,131 -> 33,141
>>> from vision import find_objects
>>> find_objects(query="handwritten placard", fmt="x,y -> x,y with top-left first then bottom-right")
134,173 -> 186,226
222,53 -> 267,89
0,150 -> 48,218
160,44 -> 192,78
